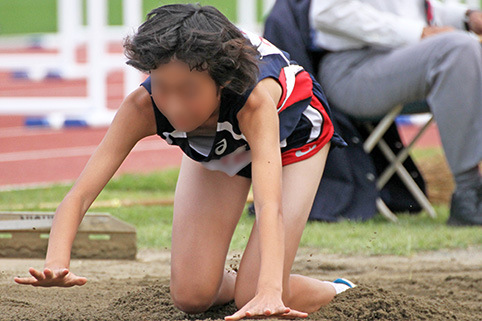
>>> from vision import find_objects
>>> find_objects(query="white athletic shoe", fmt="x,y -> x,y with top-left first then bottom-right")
333,278 -> 357,288
329,278 -> 357,294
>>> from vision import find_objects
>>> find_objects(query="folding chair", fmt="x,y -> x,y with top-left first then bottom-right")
362,102 -> 437,222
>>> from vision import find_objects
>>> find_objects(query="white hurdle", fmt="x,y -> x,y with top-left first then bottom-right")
84,0 -> 110,126
0,0 -> 85,79
237,0 -> 258,32
58,0 -> 83,79
122,0 -> 143,97
0,0 -> 143,127
237,0 -> 275,33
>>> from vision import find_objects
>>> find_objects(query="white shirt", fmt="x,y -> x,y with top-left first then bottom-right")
310,0 -> 469,51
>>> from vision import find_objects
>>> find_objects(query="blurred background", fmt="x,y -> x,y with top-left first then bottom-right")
0,0 -> 276,188
0,0 -> 481,255
0,0 -> 477,191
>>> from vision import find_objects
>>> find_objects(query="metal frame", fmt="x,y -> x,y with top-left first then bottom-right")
363,105 -> 437,222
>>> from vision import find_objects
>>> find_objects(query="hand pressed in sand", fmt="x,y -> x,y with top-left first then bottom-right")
14,267 -> 87,287
225,290 -> 308,320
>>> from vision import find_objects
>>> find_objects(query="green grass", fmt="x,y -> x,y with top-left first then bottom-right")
1,0 -> 480,35
0,0 -> 58,35
301,209 -> 482,255
0,0 -> 267,36
1,159 -> 481,256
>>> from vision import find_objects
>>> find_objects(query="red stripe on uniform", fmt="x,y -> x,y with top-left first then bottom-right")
281,94 -> 335,166
277,70 -> 313,113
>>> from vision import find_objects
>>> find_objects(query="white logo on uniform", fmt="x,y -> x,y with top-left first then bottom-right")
295,144 -> 317,157
215,138 -> 228,155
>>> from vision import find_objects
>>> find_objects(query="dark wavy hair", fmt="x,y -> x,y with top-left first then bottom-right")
124,4 -> 260,95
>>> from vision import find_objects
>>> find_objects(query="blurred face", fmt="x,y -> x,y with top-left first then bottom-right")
150,60 -> 221,132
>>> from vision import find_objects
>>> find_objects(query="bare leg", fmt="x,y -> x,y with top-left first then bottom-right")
235,144 -> 337,313
170,155 -> 251,314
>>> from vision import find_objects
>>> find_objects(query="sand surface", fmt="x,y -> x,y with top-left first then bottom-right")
2,247 -> 482,320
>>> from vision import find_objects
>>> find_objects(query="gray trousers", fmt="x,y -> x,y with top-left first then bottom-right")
318,31 -> 482,178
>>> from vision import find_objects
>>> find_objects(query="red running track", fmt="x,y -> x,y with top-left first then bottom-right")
0,116 -> 182,189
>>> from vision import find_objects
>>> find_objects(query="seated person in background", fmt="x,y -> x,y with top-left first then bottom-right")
310,0 -> 482,226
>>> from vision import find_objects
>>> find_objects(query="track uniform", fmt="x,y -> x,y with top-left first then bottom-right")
141,29 -> 346,178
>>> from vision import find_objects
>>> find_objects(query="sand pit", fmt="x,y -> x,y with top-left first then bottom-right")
1,247 -> 481,320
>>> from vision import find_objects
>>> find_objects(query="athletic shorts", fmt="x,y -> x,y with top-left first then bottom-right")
236,92 -> 341,179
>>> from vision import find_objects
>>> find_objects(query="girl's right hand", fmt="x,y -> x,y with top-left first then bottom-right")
14,267 -> 87,287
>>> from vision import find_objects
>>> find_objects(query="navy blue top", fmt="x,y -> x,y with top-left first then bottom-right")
141,29 -> 345,177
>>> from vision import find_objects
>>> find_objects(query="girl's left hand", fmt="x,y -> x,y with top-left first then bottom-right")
225,292 -> 308,320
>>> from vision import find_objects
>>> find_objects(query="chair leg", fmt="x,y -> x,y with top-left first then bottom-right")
376,198 -> 399,222
377,138 -> 437,218
362,106 -> 436,221
363,105 -> 403,153
377,116 -> 434,188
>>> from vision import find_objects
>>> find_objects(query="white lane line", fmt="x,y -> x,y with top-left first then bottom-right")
0,180 -> 74,192
0,127 -> 73,138
0,125 -> 109,138
0,140 -> 175,163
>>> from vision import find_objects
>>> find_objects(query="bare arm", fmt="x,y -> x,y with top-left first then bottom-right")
226,78 -> 307,320
241,78 -> 284,293
15,86 -> 156,286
